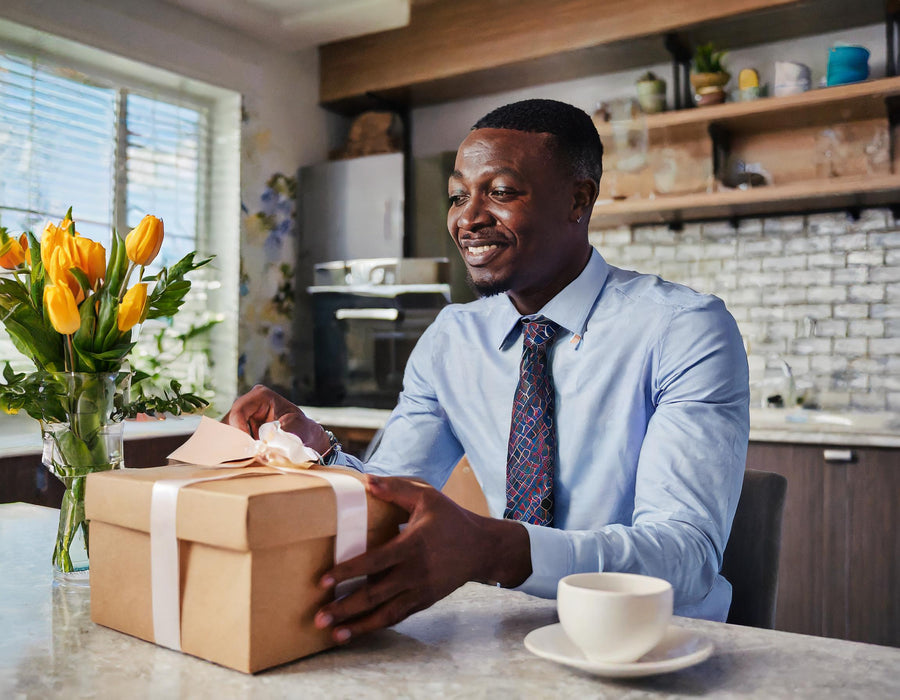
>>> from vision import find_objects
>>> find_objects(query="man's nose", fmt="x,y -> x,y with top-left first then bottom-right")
454,194 -> 492,230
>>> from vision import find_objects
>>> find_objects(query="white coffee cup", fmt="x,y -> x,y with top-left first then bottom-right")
557,572 -> 673,663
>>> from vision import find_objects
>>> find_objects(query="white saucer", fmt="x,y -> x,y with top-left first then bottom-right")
524,623 -> 713,678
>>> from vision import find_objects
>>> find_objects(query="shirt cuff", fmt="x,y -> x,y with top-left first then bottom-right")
511,522 -> 573,598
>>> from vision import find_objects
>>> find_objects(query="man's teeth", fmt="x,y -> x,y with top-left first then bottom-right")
468,244 -> 499,255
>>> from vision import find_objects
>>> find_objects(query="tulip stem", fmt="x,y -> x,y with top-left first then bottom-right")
119,261 -> 136,300
64,334 -> 75,372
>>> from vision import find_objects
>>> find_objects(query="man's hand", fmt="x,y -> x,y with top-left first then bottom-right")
313,475 -> 532,643
222,384 -> 330,454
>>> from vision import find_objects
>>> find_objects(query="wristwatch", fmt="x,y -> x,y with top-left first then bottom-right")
318,429 -> 342,465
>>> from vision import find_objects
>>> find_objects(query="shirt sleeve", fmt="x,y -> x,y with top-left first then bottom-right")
350,310 -> 466,486
514,298 -> 749,620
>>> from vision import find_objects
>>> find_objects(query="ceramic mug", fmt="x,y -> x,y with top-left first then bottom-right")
557,572 -> 673,663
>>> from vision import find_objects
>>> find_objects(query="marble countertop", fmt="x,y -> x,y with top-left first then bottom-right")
2,503 -> 898,698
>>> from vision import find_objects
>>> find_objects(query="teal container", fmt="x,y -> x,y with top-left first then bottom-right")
826,45 -> 870,87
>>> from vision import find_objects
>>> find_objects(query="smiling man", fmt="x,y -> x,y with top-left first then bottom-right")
225,99 -> 750,644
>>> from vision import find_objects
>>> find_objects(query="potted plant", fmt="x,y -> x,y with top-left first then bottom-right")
635,71 -> 667,113
690,42 -> 730,105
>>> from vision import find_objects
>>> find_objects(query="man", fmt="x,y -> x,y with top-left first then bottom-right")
226,99 -> 749,645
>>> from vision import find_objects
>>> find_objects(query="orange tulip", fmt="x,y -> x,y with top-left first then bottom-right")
0,231 -> 27,269
40,218 -> 73,270
72,235 -> 107,288
117,282 -> 148,332
44,283 -> 81,335
125,215 -> 164,266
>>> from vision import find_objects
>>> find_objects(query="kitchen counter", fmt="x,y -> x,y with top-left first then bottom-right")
1,502 -> 898,698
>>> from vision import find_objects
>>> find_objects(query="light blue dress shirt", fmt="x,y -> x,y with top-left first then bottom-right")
337,248 -> 749,621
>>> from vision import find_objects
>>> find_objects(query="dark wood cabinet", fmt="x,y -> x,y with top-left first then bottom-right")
746,441 -> 900,647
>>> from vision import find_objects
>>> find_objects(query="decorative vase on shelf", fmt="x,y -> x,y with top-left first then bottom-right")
40,371 -> 130,583
635,71 -> 667,114
690,42 -> 730,106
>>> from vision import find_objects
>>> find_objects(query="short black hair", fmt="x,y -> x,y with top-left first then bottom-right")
472,98 -> 603,185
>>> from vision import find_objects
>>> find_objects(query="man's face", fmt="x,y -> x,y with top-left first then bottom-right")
447,128 -> 590,313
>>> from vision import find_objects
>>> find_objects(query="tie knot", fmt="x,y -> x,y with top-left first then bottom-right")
522,317 -> 560,349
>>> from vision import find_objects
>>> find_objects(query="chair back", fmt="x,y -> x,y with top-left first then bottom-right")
722,468 -> 788,628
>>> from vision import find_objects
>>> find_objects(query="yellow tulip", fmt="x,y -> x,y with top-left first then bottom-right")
118,282 -> 148,332
125,215 -> 164,266
72,236 -> 107,288
0,232 -> 27,269
45,246 -> 86,305
40,218 -> 75,270
44,283 -> 81,335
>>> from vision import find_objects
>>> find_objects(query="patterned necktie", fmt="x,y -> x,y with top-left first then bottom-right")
505,316 -> 561,526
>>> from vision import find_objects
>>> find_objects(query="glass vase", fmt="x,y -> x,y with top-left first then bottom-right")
39,371 -> 130,585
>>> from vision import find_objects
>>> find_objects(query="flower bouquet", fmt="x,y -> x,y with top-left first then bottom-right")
0,209 -> 211,581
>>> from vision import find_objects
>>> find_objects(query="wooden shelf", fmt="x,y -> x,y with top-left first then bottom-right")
591,174 -> 900,227
319,0 -> 885,114
591,77 -> 900,227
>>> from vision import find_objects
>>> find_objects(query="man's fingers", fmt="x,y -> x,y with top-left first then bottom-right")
316,567 -> 409,628
321,592 -> 423,644
320,534 -> 410,589
365,475 -> 431,513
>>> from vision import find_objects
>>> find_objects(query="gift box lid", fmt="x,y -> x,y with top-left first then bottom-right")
86,464 -> 404,551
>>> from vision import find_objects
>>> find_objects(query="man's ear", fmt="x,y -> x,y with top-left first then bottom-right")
571,178 -> 599,223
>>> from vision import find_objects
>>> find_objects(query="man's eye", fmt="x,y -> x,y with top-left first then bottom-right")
449,194 -> 467,206
491,188 -> 517,199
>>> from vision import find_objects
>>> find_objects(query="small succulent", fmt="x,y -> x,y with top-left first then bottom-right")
692,42 -> 727,74
637,71 -> 662,83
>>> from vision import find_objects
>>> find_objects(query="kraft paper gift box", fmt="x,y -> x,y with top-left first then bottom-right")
85,454 -> 405,673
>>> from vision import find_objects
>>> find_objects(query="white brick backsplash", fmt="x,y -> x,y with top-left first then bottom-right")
888,393 -> 900,411
807,213 -> 848,235
870,337 -> 900,355
763,254 -> 807,271
764,216 -> 805,234
766,287 -> 808,305
870,266 -> 900,283
834,337 -> 868,355
834,303 -> 870,319
889,283 -> 900,301
791,337 -> 832,355
814,319 -> 848,337
766,321 -> 800,338
615,207 -> 900,412
832,266 -> 868,284
848,208 -> 888,230
599,227 -> 632,246
735,257 -> 763,272
869,231 -> 900,248
785,236 -> 831,254
783,304 -> 831,320
846,250 -> 884,266
651,245 -> 677,261
807,286 -> 847,303
848,320 -> 884,337
739,238 -> 784,257
833,232 -> 869,251
850,357 -> 889,374
811,355 -> 849,372
850,393 -> 886,410
741,271 -> 783,287
848,284 -> 885,303
631,226 -> 671,245
808,252 -> 846,268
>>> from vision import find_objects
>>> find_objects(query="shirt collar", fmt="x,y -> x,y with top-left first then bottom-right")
493,247 -> 610,349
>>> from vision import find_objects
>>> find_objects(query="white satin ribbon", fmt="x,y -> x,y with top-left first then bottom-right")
150,420 -> 367,652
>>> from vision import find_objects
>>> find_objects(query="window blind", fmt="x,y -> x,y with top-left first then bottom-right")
0,43 -> 219,402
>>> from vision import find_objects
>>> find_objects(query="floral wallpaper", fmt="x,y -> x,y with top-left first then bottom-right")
237,172 -> 303,399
